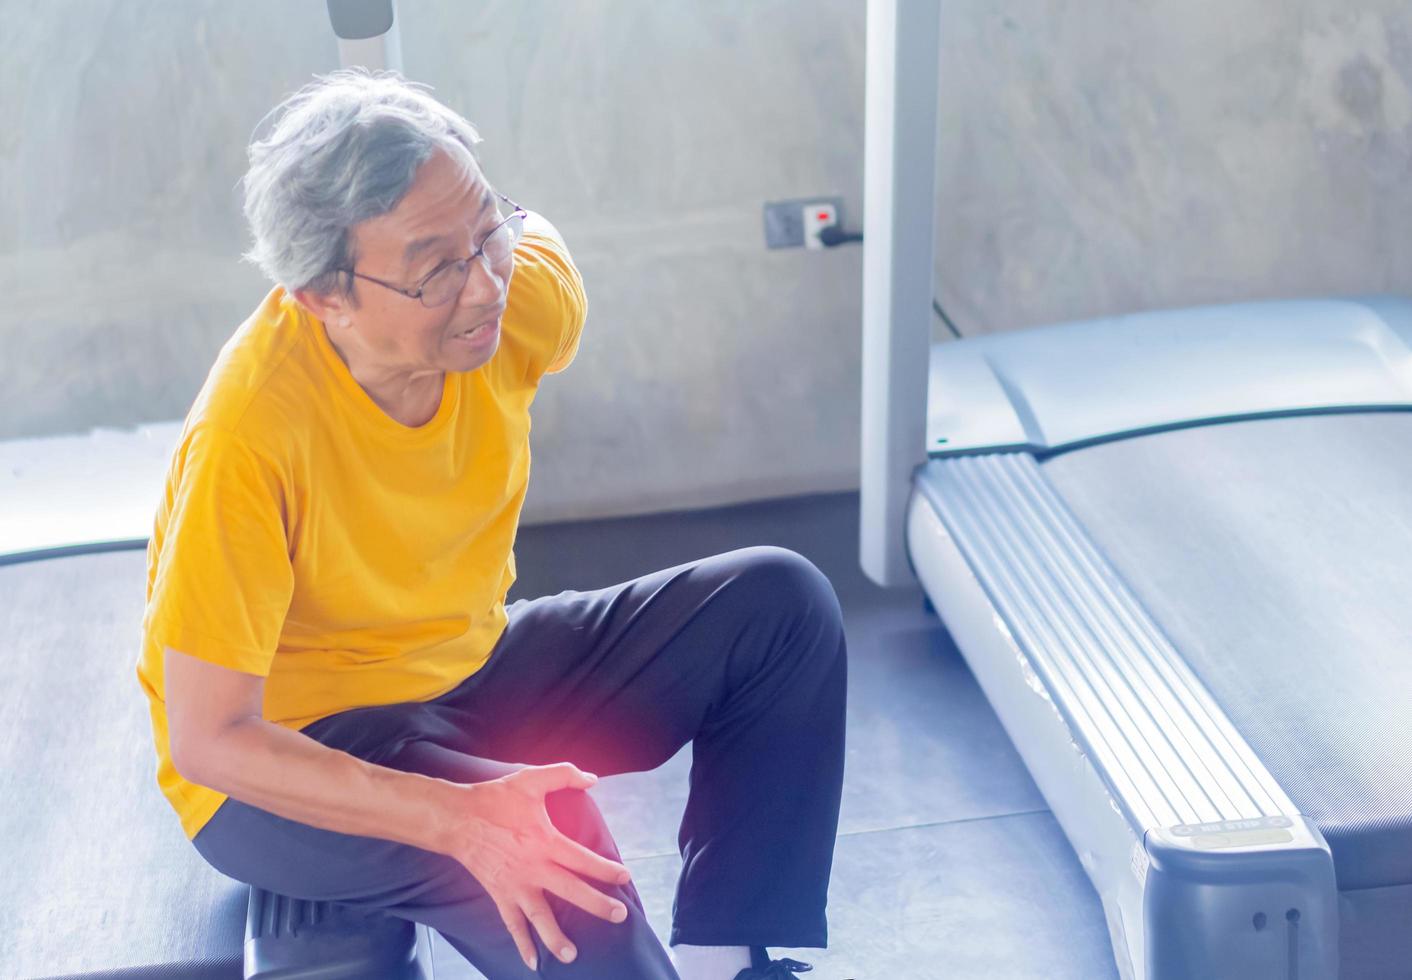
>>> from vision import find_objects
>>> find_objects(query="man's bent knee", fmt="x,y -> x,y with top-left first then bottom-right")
731,546 -> 843,630
544,788 -> 621,860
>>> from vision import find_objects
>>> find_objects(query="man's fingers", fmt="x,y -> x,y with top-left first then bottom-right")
523,895 -> 577,965
543,865 -> 630,924
550,832 -> 633,886
520,762 -> 598,794
493,898 -> 538,971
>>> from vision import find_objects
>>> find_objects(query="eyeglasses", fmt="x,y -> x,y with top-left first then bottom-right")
345,193 -> 528,308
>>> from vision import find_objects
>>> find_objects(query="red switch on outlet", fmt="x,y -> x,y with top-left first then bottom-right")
803,202 -> 839,250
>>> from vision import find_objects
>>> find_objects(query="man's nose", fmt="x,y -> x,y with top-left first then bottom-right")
457,254 -> 505,307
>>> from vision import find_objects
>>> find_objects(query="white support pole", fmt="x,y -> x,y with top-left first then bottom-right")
336,33 -> 403,73
860,0 -> 941,587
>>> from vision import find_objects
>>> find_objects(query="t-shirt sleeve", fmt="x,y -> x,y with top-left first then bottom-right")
144,424 -> 294,677
512,231 -> 587,379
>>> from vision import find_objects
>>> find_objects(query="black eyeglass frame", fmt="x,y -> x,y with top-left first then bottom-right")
343,193 -> 527,307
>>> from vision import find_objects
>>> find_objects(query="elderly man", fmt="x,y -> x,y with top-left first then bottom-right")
135,70 -> 847,980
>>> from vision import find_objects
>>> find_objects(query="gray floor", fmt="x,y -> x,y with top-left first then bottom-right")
430,492 -> 1121,979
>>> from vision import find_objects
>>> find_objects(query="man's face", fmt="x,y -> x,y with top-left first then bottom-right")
336,148 -> 514,377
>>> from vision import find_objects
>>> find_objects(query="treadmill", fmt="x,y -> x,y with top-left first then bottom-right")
861,4 -> 1412,979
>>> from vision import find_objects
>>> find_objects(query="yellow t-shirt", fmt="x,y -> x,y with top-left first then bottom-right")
136,232 -> 586,840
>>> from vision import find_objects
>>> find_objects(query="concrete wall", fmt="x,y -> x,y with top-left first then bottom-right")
3,1 -> 1410,524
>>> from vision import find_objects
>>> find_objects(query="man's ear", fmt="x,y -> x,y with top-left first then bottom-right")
293,284 -> 351,327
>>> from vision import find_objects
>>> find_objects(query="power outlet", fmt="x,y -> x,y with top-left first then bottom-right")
763,196 -> 844,249
802,201 -> 838,250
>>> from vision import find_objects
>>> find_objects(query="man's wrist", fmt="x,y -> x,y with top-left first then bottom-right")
364,762 -> 476,855
415,774 -> 480,855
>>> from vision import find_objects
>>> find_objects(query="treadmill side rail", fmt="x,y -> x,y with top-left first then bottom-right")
915,454 -> 1294,829
908,491 -> 1150,978
908,458 -> 1339,980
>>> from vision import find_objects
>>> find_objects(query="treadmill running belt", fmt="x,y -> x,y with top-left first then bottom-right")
1039,410 -> 1412,893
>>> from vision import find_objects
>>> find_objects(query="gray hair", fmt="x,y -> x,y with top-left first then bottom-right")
240,68 -> 484,297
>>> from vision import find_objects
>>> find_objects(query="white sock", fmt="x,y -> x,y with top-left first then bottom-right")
670,944 -> 752,980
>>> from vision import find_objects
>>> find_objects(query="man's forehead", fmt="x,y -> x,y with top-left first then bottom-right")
355,152 -> 496,270
398,185 -> 497,269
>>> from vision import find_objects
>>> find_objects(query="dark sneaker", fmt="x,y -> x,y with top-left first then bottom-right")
731,946 -> 813,979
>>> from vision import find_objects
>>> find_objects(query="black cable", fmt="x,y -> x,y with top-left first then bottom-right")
932,298 -> 963,340
817,225 -> 965,340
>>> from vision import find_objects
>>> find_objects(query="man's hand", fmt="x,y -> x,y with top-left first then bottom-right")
164,651 -> 625,970
438,763 -> 631,970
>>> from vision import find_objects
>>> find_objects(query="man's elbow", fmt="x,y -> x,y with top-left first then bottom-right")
170,723 -> 245,788
169,732 -> 215,786
163,645 -> 267,786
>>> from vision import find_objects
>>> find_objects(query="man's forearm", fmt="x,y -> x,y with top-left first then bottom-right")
181,717 -> 464,854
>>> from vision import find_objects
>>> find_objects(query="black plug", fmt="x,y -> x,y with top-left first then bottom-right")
818,226 -> 864,247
